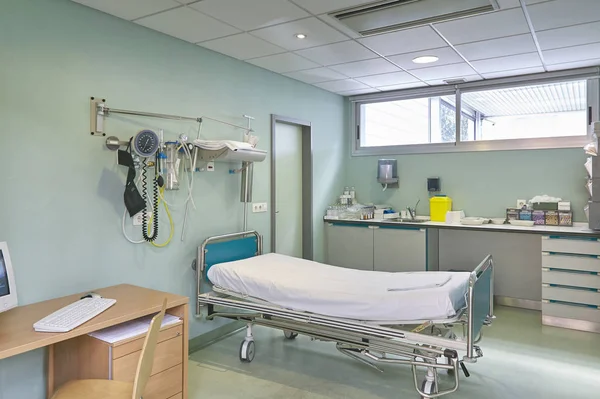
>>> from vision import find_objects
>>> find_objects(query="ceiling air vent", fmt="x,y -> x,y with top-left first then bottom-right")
330,0 -> 500,36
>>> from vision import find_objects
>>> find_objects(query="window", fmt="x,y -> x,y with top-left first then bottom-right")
352,69 -> 599,155
359,96 -> 456,147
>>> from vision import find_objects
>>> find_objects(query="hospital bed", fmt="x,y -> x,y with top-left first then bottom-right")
193,231 -> 494,399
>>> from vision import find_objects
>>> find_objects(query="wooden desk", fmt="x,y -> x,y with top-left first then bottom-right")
0,284 -> 189,399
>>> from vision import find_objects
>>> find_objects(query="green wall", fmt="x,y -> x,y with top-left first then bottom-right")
0,0 -> 345,397
346,148 -> 587,221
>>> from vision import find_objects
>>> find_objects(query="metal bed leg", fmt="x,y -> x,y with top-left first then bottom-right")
239,323 -> 255,363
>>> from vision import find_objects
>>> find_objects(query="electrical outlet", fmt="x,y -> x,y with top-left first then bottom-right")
133,211 -> 151,226
252,203 -> 268,213
207,161 -> 215,171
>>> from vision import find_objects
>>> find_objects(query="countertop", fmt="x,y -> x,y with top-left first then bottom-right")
324,217 -> 600,237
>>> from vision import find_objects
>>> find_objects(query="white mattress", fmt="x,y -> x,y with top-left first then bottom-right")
207,253 -> 470,322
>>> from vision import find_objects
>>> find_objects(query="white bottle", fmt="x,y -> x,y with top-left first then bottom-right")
350,186 -> 356,203
344,186 -> 350,195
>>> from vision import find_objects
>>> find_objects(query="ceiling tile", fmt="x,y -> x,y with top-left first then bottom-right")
408,62 -> 478,81
543,42 -> 600,65
72,0 -> 180,20
329,58 -> 401,78
135,7 -> 240,43
290,0 -> 375,14
387,46 -> 464,70
338,88 -> 381,96
376,82 -> 428,91
454,34 -> 537,61
189,0 -> 309,31
284,67 -> 348,84
482,66 -> 545,79
470,52 -> 543,73
315,79 -> 370,92
536,22 -> 600,51
247,52 -> 319,73
295,41 -> 377,65
355,72 -> 420,87
547,58 -> 600,71
198,33 -> 285,60
527,0 -> 600,31
434,8 -> 530,45
357,26 -> 447,56
250,17 -> 347,51
425,75 -> 482,86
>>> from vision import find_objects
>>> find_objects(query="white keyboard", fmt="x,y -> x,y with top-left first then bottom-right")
34,297 -> 117,333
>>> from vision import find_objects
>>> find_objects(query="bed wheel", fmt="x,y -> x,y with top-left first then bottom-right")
420,380 -> 436,398
239,340 -> 255,363
283,330 -> 298,340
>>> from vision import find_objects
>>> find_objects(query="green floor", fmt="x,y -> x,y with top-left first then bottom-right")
188,307 -> 600,398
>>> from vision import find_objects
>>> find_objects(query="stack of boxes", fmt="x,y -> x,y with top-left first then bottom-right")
507,202 -> 573,226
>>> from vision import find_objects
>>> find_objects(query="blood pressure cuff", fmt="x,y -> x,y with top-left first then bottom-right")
118,150 -> 145,217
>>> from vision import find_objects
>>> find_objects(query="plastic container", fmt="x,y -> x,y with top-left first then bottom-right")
532,210 -> 546,225
506,208 -> 520,221
430,196 -> 452,222
519,210 -> 532,221
559,211 -> 573,226
545,211 -> 559,226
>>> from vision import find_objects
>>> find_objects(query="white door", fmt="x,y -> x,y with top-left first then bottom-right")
275,122 -> 303,257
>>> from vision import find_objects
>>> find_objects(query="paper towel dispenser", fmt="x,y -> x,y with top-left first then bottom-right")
377,159 -> 398,188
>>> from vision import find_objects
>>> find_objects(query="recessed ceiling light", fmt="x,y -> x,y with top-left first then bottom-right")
412,55 -> 439,64
295,33 -> 307,39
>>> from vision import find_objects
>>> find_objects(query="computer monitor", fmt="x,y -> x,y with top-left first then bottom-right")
0,242 -> 18,313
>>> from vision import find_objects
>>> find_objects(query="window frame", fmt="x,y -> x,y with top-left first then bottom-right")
351,67 -> 600,156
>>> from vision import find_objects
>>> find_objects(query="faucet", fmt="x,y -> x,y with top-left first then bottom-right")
407,199 -> 420,220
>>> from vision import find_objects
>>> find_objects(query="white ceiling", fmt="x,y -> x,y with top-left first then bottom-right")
72,0 -> 600,96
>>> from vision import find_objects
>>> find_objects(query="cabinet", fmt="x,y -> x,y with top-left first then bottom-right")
325,223 -> 374,270
541,236 -> 600,333
52,320 -> 185,399
325,223 -> 427,272
373,226 -> 426,272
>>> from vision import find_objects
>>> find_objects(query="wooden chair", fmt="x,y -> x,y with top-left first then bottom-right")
51,298 -> 168,399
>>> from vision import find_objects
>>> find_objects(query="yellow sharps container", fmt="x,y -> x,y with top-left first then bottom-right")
430,196 -> 452,222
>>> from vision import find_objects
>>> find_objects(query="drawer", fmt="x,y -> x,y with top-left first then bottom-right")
542,253 -> 600,273
168,394 -> 182,399
144,363 -> 183,399
542,270 -> 600,290
542,236 -> 600,255
113,323 -> 182,359
113,335 -> 182,382
542,285 -> 600,306
542,302 -> 600,323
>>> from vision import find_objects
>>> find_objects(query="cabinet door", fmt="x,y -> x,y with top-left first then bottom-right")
325,223 -> 374,270
374,227 -> 427,272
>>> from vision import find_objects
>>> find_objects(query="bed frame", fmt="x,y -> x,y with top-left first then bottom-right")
193,231 -> 494,399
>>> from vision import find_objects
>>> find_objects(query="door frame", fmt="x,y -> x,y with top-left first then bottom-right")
271,114 -> 313,260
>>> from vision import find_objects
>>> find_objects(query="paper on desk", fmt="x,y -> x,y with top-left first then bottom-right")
89,313 -> 181,343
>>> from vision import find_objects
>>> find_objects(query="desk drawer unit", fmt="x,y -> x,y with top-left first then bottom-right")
541,236 -> 600,333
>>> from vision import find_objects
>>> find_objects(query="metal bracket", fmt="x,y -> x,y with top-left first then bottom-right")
90,97 -> 106,136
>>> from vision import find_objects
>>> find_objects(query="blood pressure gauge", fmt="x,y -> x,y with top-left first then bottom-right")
133,129 -> 160,157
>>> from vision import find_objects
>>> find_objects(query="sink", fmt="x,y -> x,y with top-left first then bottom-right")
386,218 -> 428,223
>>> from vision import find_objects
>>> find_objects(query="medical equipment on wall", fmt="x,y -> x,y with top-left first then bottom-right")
377,159 -> 398,191
90,97 -> 266,245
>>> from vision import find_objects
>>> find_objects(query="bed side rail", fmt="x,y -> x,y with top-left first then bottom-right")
194,230 -> 263,316
466,254 -> 494,361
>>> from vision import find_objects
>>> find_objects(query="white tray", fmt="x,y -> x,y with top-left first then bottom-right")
460,217 -> 487,225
